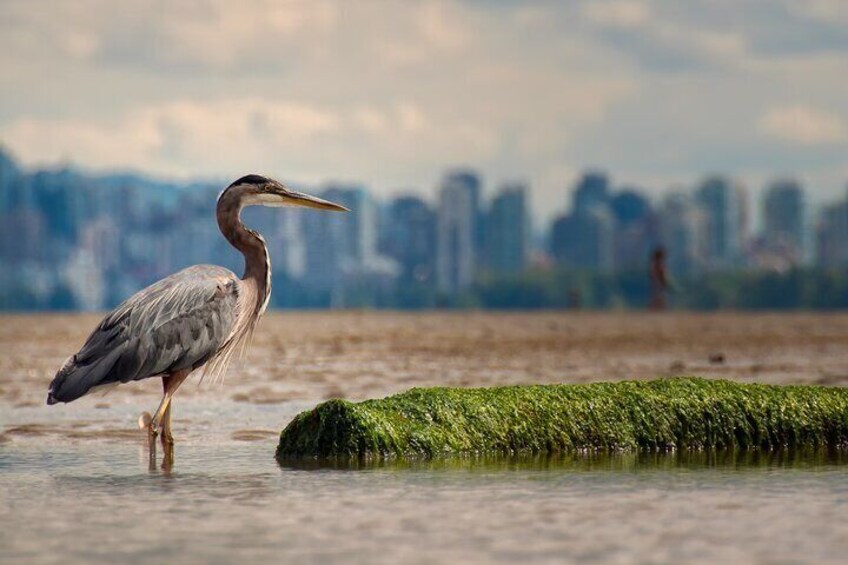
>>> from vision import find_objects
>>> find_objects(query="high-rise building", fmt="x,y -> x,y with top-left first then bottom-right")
694,176 -> 746,269
550,207 -> 614,271
383,195 -> 437,284
31,169 -> 90,244
550,172 -> 614,271
816,195 -> 848,268
323,186 -> 376,265
274,211 -> 306,280
301,185 -> 373,291
444,170 -> 482,216
610,189 -> 655,271
437,174 -> 477,294
301,184 -> 398,306
241,199 -> 306,279
762,178 -> 806,264
0,148 -> 22,215
485,183 -> 529,275
441,169 -> 484,265
657,192 -> 706,276
572,171 -> 610,215
300,200 -> 339,294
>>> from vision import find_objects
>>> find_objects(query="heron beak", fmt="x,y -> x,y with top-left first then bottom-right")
286,190 -> 349,212
271,184 -> 348,212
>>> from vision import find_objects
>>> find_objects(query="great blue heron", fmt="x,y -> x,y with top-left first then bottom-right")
46,174 -> 347,464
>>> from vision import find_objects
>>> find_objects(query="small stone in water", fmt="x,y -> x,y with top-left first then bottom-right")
138,411 -> 152,430
709,353 -> 726,364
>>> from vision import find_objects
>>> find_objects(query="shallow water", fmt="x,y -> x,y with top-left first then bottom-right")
4,313 -> 848,563
3,401 -> 848,564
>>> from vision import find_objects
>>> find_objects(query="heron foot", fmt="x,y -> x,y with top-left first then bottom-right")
159,424 -> 173,449
141,408 -> 177,472
161,447 -> 174,472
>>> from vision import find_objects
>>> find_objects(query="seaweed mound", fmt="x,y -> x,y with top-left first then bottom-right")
276,378 -> 848,459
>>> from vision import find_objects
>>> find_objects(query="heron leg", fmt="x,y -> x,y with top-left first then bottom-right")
161,400 -> 174,471
161,401 -> 173,445
149,369 -> 191,435
145,369 -> 190,470
160,386 -> 175,470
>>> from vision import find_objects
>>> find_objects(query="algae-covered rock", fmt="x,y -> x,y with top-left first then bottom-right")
276,378 -> 848,459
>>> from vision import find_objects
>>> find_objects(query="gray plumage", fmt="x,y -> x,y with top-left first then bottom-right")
46,174 -> 347,414
48,265 -> 239,403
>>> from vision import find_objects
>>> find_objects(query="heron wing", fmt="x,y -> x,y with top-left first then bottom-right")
49,265 -> 240,403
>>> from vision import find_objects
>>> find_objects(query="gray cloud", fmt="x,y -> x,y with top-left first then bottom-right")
0,0 -> 846,221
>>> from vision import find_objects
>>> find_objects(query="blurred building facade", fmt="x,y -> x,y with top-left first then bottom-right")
816,187 -> 848,269
656,192 -> 706,276
550,172 -> 614,271
610,189 -> 656,271
436,171 -> 479,294
761,178 -> 806,265
381,195 -> 437,284
485,183 -> 529,275
694,176 -> 746,270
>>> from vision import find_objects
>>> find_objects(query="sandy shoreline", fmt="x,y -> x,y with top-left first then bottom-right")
2,311 -> 847,411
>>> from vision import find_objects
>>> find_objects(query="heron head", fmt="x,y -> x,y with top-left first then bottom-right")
227,174 -> 349,212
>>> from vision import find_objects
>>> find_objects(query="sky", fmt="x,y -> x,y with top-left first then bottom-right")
1,0 -> 847,221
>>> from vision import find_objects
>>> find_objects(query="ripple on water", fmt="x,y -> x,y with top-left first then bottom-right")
2,442 -> 848,563
231,429 -> 279,442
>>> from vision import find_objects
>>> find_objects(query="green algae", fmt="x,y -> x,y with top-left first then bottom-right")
276,378 -> 848,459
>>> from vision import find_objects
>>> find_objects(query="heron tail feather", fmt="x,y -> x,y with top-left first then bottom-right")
47,347 -> 125,405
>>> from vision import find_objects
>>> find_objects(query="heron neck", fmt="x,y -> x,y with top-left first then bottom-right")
216,194 -> 271,312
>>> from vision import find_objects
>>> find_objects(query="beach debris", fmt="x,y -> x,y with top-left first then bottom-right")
668,360 -> 686,373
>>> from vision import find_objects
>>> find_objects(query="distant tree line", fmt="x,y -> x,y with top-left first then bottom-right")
4,267 -> 848,312
464,268 -> 848,311
255,267 -> 848,311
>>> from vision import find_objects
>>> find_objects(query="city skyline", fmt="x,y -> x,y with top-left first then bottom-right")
2,145 -> 847,312
1,144 -> 843,234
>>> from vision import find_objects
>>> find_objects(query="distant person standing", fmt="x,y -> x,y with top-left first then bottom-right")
649,246 -> 669,311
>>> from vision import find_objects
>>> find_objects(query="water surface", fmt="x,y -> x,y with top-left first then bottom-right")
3,401 -> 848,564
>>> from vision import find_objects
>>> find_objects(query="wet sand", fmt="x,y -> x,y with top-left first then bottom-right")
3,311 -> 848,413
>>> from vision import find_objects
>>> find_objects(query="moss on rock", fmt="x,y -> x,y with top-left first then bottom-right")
276,378 -> 848,459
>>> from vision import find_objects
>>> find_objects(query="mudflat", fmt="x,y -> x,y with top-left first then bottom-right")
2,311 -> 847,410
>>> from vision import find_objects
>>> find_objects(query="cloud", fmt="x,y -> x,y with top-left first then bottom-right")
790,0 -> 848,26
0,98 -> 505,185
759,105 -> 847,145
2,100 -> 341,172
0,0 -> 341,71
580,2 -> 748,72
582,1 -> 650,29
0,0 -> 847,218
